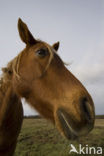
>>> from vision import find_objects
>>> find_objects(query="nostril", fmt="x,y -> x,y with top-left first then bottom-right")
81,97 -> 92,122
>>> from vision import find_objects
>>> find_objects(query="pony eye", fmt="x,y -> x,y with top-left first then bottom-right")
36,49 -> 48,57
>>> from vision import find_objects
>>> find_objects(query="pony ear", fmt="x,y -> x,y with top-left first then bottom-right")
52,42 -> 60,51
18,18 -> 37,45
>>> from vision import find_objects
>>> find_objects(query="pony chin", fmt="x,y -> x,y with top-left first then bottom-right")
55,119 -> 78,140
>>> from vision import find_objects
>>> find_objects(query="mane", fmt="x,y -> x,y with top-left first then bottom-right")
0,51 -> 23,97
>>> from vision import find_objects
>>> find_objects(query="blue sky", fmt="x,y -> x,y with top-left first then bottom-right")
0,0 -> 104,115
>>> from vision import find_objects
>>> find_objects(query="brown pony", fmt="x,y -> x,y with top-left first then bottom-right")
0,18 -> 95,155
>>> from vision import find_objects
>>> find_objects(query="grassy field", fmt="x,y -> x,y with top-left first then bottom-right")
14,118 -> 104,156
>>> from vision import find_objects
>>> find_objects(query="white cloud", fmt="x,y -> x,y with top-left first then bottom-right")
71,63 -> 104,85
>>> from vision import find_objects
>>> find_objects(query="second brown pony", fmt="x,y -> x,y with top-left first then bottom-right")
0,19 -> 95,155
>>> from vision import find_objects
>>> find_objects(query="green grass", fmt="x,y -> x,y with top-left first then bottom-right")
14,119 -> 104,156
